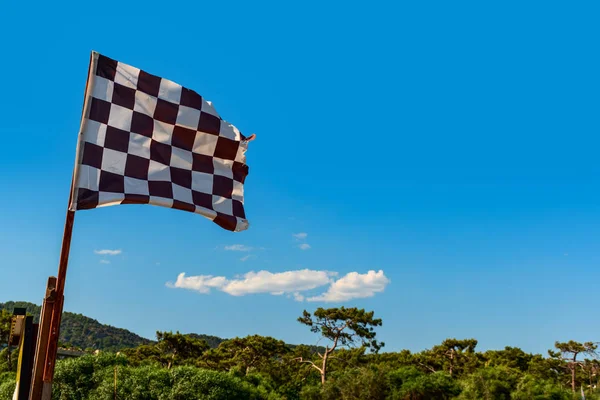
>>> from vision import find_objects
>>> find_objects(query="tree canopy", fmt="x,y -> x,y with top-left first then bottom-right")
0,303 -> 598,400
297,307 -> 384,384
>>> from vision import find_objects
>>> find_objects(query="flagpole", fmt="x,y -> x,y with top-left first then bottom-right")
34,52 -> 96,400
28,277 -> 56,400
42,210 -> 75,377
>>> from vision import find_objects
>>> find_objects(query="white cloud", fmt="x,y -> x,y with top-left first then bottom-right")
222,270 -> 335,296
167,269 -> 389,303
293,233 -> 310,250
307,270 -> 390,302
99,260 -> 110,264
240,255 -> 254,262
224,244 -> 253,252
166,273 -> 229,294
94,249 -> 122,256
167,269 -> 336,297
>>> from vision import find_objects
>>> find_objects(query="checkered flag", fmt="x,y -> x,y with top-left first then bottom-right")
69,52 -> 252,232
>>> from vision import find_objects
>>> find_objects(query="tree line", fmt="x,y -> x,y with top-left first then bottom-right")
0,307 -> 598,399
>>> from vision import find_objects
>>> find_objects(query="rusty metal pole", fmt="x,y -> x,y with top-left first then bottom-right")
29,277 -> 57,400
40,210 -> 76,400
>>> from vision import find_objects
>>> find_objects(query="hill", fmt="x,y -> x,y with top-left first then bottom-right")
0,301 -> 152,351
186,333 -> 226,348
0,301 -> 326,354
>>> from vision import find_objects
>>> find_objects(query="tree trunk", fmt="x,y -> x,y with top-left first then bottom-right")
318,329 -> 342,385
168,350 -> 176,370
570,354 -> 579,393
321,350 -> 327,385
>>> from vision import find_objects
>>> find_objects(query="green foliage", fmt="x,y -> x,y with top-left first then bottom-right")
0,349 -> 17,374
169,366 -> 263,400
388,366 -> 461,400
122,343 -> 163,366
51,355 -> 270,400
483,346 -> 533,372
417,338 -> 479,377
156,331 -> 209,369
123,331 -> 209,368
549,340 -> 599,392
0,310 -> 18,374
298,307 -> 384,353
91,364 -> 172,400
298,307 -> 384,385
52,353 -> 128,400
0,302 -> 40,320
0,372 -> 16,400
511,374 -> 572,400
457,366 -> 520,400
186,333 -> 226,349
0,310 -> 11,346
0,381 -> 16,400
201,335 -> 289,374
553,341 -> 598,358
2,303 -> 599,400
321,366 -> 389,400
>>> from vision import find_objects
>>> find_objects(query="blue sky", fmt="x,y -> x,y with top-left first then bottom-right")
1,0 -> 599,355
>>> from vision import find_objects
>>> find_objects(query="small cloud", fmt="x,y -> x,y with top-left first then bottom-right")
224,244 -> 253,252
299,243 -> 311,250
99,260 -> 110,264
293,292 -> 305,302
307,270 -> 390,302
293,233 -> 308,240
94,249 -> 122,256
240,255 -> 254,262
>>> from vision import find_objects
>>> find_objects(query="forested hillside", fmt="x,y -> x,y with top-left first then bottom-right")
0,301 -> 152,351
0,302 -> 322,353
186,333 -> 226,349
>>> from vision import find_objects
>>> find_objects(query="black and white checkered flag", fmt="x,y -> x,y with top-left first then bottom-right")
69,52 -> 251,232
